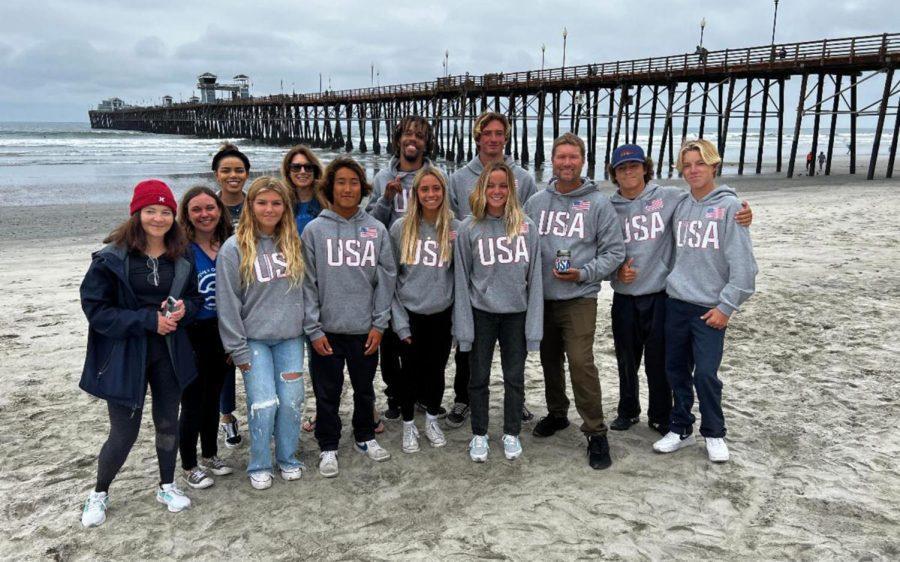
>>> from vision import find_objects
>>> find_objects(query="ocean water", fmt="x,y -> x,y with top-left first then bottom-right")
0,121 -> 892,207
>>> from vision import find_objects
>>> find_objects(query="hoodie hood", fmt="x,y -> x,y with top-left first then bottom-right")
546,177 -> 600,198
319,208 -> 369,224
609,182 -> 663,204
691,184 -> 737,204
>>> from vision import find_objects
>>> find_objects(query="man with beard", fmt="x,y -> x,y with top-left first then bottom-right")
445,111 -> 539,428
366,117 -> 446,421
522,133 -> 625,469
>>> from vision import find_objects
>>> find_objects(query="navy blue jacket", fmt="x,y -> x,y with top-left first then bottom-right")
79,244 -> 201,410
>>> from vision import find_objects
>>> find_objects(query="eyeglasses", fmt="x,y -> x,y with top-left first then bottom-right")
290,163 -> 316,173
146,256 -> 160,287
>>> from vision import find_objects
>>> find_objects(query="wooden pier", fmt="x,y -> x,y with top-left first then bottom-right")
90,33 -> 900,179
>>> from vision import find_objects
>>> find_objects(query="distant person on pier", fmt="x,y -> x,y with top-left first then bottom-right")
365,117 -> 447,423
778,46 -> 787,59
695,45 -> 709,64
211,143 -> 251,449
818,151 -> 826,173
447,111 -> 539,429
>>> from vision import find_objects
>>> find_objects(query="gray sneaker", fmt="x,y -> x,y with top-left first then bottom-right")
319,451 -> 339,478
199,456 -> 233,476
446,403 -> 469,428
468,434 -> 489,462
184,467 -> 214,489
502,434 -> 523,460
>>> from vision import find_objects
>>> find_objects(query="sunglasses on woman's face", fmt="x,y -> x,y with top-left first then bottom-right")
290,163 -> 316,173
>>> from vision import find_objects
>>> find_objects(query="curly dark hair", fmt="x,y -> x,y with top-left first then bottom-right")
211,142 -> 250,172
177,185 -> 234,245
392,116 -> 434,159
317,156 -> 372,205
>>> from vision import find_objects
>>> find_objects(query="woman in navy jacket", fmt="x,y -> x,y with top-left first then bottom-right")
79,180 -> 202,527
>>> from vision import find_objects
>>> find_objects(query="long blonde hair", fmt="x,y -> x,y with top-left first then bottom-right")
236,176 -> 304,287
400,167 -> 454,265
468,161 -> 525,239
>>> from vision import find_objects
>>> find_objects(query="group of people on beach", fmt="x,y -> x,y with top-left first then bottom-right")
78,110 -> 757,528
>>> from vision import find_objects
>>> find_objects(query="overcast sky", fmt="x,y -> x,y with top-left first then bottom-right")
2,0 -> 897,122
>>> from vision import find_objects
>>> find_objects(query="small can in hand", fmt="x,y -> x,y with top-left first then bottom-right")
555,249 -> 571,273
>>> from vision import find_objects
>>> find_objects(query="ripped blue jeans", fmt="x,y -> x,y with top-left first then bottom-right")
243,338 -> 305,474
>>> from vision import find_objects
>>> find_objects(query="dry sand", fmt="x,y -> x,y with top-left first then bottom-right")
1,174 -> 898,560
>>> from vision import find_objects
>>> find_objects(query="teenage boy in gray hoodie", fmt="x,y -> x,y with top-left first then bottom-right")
365,117 -> 446,421
522,133 -> 625,470
445,111 -> 539,428
652,139 -> 757,464
302,157 -> 397,478
606,144 -> 753,437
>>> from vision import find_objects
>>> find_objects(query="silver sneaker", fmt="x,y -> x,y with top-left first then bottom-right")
424,418 -> 447,448
468,434 -> 489,462
402,423 -> 420,454
502,434 -> 523,460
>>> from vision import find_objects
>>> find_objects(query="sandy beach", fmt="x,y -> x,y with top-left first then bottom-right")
1,173 -> 898,560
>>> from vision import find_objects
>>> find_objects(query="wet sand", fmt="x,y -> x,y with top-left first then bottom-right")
0,174 -> 898,559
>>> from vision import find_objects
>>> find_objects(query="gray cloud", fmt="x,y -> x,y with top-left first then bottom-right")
1,0 -> 897,121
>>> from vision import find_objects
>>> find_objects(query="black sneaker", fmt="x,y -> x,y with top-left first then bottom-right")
609,416 -> 639,431
445,403 -> 469,428
415,402 -> 448,419
587,435 -> 612,470
521,405 -> 535,423
221,419 -> 242,448
532,415 -> 570,437
382,405 -> 401,421
648,420 -> 669,436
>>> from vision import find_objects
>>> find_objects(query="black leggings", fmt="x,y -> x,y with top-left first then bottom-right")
179,318 -> 228,470
398,307 -> 453,420
95,336 -> 181,493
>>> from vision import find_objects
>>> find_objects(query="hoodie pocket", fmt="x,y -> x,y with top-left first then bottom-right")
96,341 -> 123,379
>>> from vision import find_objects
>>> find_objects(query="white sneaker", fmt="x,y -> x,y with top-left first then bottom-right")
280,464 -> 304,481
355,439 -> 391,462
199,456 -> 234,476
468,434 -> 489,462
424,417 -> 447,448
705,437 -> 730,463
402,423 -> 420,454
502,434 -> 523,460
653,431 -> 696,454
156,483 -> 191,512
319,450 -> 339,478
81,491 -> 108,528
248,472 -> 273,490
184,467 -> 214,489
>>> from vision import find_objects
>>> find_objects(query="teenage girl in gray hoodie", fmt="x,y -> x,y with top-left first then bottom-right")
453,161 -> 543,463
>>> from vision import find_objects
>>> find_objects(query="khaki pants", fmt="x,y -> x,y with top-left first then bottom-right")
539,298 -> 607,436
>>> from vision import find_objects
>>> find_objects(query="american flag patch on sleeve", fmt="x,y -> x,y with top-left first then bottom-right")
704,206 -> 726,220
519,222 -> 529,234
572,200 -> 591,211
360,226 -> 378,238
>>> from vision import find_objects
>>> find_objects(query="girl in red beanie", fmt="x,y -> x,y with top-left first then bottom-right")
79,179 -> 202,527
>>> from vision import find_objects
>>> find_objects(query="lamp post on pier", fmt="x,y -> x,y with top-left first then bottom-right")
562,27 -> 568,70
541,43 -> 546,72
771,0 -> 780,45
699,18 -> 706,50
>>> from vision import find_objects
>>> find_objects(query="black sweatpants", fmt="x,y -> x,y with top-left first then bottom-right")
398,307 -> 453,420
95,335 -> 181,493
310,333 -> 378,451
452,350 -> 470,405
179,318 -> 228,470
611,291 -> 672,425
379,328 -> 402,410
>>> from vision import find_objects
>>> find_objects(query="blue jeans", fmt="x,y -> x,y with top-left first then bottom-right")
664,298 -> 726,438
243,338 -> 305,474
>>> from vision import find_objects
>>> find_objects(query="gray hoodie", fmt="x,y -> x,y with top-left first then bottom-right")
523,178 -> 625,301
389,216 -> 460,340
666,185 -> 757,316
216,235 -> 305,366
366,157 -> 441,228
453,214 -> 543,352
301,209 -> 397,341
449,155 -> 538,219
609,183 -> 688,296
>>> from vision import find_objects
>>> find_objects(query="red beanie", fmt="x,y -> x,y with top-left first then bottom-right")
130,179 -> 177,215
